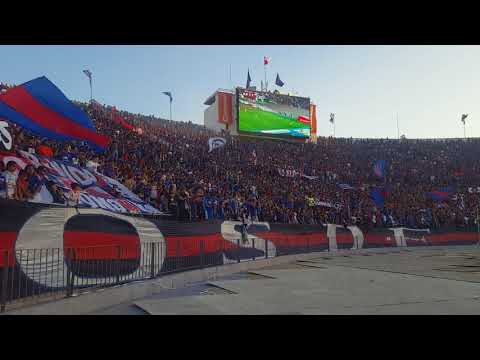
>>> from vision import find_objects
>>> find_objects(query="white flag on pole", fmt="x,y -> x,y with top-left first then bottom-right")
208,137 -> 226,152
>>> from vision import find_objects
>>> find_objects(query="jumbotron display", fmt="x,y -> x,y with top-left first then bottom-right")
237,88 -> 311,139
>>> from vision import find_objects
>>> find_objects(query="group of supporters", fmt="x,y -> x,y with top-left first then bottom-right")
1,160 -> 82,207
1,94 -> 480,230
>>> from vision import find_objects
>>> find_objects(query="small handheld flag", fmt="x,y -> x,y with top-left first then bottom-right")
373,160 -> 386,178
264,56 -> 270,65
461,114 -> 468,124
275,73 -> 284,87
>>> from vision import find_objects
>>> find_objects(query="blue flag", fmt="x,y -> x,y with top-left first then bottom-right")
373,160 -> 386,178
370,186 -> 389,207
275,73 -> 284,87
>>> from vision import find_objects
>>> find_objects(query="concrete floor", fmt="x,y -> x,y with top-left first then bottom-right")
92,245 -> 480,315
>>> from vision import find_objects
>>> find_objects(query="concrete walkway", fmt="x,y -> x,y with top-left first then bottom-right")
8,246 -> 480,315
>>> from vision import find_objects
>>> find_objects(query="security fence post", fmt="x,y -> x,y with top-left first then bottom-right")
150,242 -> 156,279
252,238 -> 256,261
116,246 -> 121,284
237,238 -> 241,263
66,248 -> 74,297
265,239 -> 268,259
1,251 -> 8,313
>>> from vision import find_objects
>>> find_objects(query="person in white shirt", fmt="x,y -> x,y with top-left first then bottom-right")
65,183 -> 81,207
3,161 -> 18,200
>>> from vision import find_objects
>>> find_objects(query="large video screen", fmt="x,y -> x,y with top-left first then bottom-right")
237,88 -> 311,139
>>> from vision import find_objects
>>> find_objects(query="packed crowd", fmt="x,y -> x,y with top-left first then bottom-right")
1,96 -> 480,230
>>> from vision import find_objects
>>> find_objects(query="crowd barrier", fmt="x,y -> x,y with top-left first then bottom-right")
0,199 -> 478,311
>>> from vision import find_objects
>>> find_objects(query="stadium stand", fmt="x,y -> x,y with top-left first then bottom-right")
1,94 -> 480,230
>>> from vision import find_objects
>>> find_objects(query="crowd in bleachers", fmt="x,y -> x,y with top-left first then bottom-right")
2,95 -> 480,230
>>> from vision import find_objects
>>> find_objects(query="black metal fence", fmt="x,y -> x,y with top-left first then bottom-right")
0,236 -> 326,313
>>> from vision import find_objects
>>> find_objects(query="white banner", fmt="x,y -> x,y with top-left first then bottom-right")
0,121 -> 13,151
208,137 -> 226,153
277,168 -> 299,178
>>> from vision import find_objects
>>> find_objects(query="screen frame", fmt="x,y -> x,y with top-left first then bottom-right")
235,87 -> 311,140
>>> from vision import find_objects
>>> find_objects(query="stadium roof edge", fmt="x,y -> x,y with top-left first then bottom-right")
203,88 -> 235,106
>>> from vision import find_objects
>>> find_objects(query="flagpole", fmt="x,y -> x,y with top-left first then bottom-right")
169,100 -> 172,121
264,64 -> 267,92
396,113 -> 399,140
464,121 -> 466,139
90,78 -> 93,103
229,64 -> 232,90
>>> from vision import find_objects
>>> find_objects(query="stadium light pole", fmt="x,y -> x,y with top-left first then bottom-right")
82,69 -> 93,103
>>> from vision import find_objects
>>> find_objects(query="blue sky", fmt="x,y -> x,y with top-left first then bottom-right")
1,45 -> 479,138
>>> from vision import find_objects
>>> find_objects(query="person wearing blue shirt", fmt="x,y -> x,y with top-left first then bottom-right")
203,193 -> 214,220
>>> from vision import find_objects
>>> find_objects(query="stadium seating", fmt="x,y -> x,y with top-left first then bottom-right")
2,94 -> 480,230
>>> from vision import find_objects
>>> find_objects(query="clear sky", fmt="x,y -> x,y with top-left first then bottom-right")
1,45 -> 479,139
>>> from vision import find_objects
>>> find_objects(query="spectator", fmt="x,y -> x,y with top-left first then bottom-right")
3,161 -> 18,200
15,170 -> 32,201
65,183 -> 81,207
47,181 -> 65,205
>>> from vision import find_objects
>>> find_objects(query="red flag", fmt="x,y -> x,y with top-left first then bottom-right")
264,56 -> 270,65
111,107 -> 135,131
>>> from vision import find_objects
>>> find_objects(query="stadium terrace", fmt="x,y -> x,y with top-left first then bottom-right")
1,82 -> 480,232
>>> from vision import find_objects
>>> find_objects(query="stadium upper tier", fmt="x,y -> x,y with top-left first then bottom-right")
2,96 -> 480,230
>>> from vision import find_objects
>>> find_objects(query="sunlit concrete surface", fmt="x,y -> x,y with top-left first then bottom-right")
129,246 -> 480,315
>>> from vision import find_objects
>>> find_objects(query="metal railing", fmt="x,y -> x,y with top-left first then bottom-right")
0,235 -> 329,313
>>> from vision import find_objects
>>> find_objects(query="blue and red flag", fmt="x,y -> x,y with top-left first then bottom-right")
0,76 -> 110,152
370,186 -> 389,207
373,160 -> 386,178
427,187 -> 453,201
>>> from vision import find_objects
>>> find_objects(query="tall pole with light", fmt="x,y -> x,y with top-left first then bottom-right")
83,69 -> 93,103
330,113 -> 335,138
461,114 -> 468,139
163,92 -> 173,121
264,56 -> 269,92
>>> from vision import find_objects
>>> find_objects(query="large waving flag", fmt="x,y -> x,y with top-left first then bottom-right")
0,76 -> 110,151
373,160 -> 386,178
